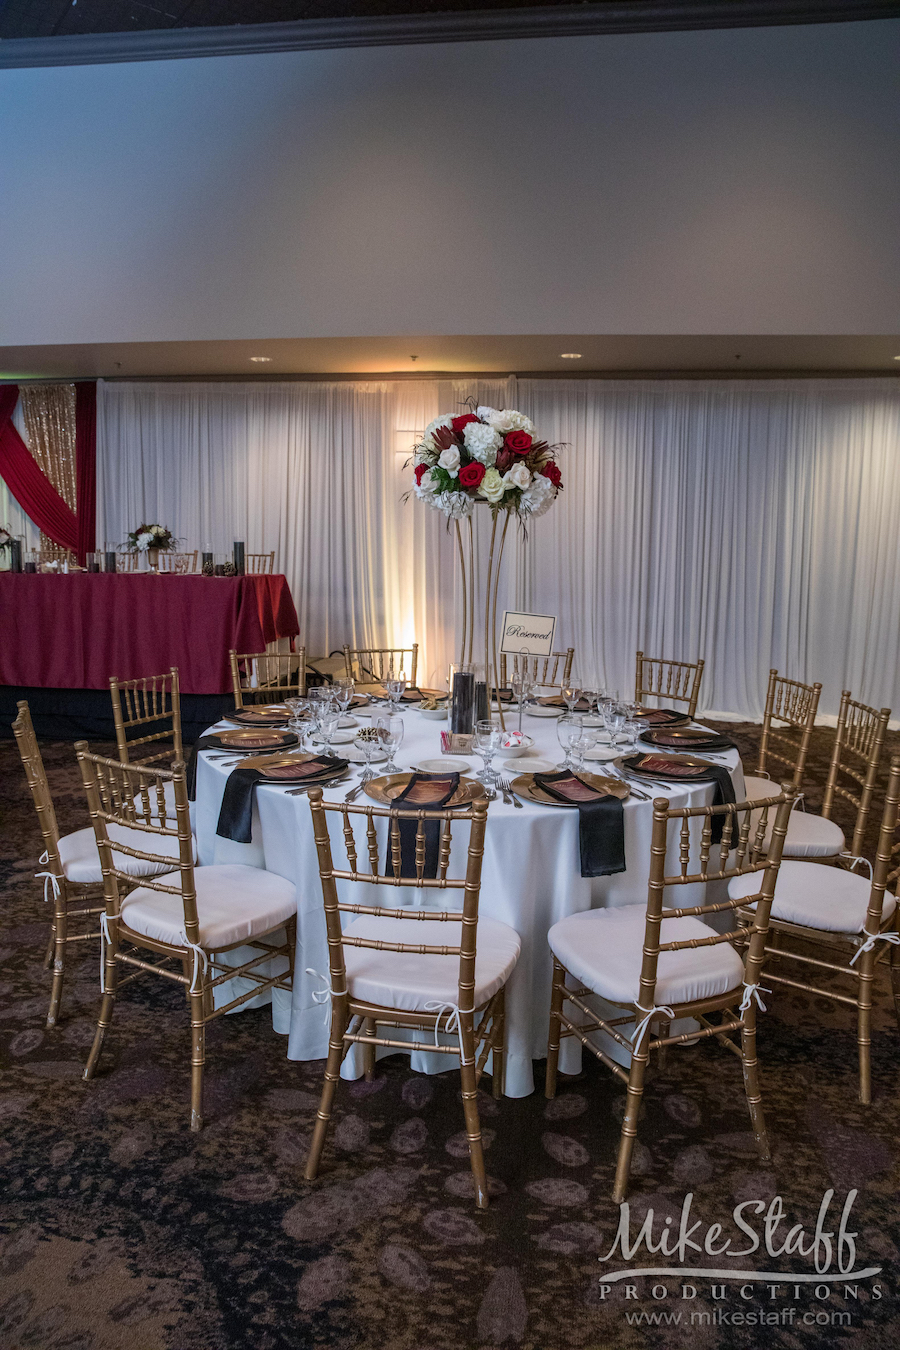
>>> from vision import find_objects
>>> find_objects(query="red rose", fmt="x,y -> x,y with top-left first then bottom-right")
414,463 -> 429,485
451,413 -> 480,434
505,430 -> 532,455
459,461 -> 486,489
540,461 -> 562,487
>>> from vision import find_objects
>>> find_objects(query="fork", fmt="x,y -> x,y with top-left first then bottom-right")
499,774 -> 524,808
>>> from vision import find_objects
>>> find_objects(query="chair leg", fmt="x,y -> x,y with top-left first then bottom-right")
362,1017 -> 377,1082
612,1043 -> 649,1204
740,1007 -> 771,1161
42,918 -> 56,970
545,957 -> 566,1099
83,936 -> 118,1080
491,987 -> 506,1100
889,930 -> 900,1038
46,905 -> 68,1029
305,1002 -> 349,1181
856,950 -> 876,1106
458,1017 -> 489,1210
189,986 -> 207,1131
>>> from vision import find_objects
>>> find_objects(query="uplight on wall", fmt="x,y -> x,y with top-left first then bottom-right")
560,353 -> 582,360
249,356 -> 273,363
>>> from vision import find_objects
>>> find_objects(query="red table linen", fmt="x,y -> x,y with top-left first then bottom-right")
0,573 -> 299,695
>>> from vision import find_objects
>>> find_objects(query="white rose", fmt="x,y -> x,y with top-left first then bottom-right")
438,446 -> 460,476
414,469 -> 440,499
151,524 -> 165,536
486,408 -> 535,436
463,421 -> 501,465
478,467 -> 505,505
504,462 -> 532,492
436,490 -> 474,520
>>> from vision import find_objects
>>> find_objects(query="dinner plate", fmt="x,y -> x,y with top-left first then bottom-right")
509,770 -> 629,806
412,757 -> 472,774
205,728 -> 299,752
515,756 -> 558,774
310,726 -> 358,744
640,726 -> 735,751
236,751 -> 349,784
582,745 -> 621,762
343,745 -> 388,765
617,752 -> 722,781
363,773 -> 484,806
525,705 -> 564,718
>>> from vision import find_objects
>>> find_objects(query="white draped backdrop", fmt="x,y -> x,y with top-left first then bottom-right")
88,375 -> 900,719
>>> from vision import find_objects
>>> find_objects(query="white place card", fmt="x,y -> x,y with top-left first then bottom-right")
500,611 -> 557,657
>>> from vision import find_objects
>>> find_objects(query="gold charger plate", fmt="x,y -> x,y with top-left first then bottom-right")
237,751 -> 349,783
616,752 -> 719,780
640,725 -> 732,749
510,770 -> 629,806
211,727 -> 299,751
223,704 -> 292,725
363,773 -> 484,806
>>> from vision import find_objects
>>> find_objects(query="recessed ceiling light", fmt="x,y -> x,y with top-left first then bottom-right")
249,356 -> 272,363
560,353 -> 582,359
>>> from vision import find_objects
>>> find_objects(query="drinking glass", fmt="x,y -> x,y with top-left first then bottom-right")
318,708 -> 341,756
582,688 -> 600,722
385,669 -> 407,713
605,700 -> 627,748
561,683 -> 583,713
285,697 -> 310,748
333,677 -> 355,716
375,714 -> 404,772
557,713 -> 585,770
510,665 -> 532,733
473,718 -> 502,787
354,729 -> 381,782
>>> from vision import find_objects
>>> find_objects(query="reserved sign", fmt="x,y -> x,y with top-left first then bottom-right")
500,611 -> 557,657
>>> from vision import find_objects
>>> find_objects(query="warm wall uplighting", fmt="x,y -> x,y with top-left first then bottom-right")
560,353 -> 582,360
249,356 -> 273,363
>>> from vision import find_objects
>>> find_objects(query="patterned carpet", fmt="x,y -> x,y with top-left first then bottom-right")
2,724 -> 900,1350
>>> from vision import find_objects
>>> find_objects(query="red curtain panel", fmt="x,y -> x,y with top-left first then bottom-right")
0,384 -> 80,553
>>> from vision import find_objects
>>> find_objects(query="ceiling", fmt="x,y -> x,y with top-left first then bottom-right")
2,335 -> 899,381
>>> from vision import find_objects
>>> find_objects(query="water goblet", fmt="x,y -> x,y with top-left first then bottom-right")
375,714 -> 404,773
556,713 -> 584,770
605,700 -> 627,749
385,669 -> 407,714
333,677 -> 355,716
318,708 -> 341,757
473,718 -> 502,789
561,683 -> 583,714
354,728 -> 380,782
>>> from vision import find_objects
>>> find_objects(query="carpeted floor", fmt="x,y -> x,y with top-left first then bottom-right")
2,724 -> 900,1350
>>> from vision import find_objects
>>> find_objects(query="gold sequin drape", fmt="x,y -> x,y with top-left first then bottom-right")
20,384 -> 78,555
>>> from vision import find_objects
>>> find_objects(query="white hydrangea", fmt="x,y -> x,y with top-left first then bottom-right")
518,472 -> 553,517
463,421 -> 502,466
435,490 -> 475,520
486,408 -> 535,436
438,446 -> 460,476
504,462 -> 532,492
137,531 -> 153,549
476,405 -> 499,422
424,414 -> 454,440
151,524 -> 166,537
413,444 -> 435,466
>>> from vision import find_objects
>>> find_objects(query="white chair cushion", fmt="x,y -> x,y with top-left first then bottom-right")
743,775 -> 784,802
121,864 -> 296,949
777,811 -> 845,859
729,860 -> 896,935
548,906 -> 745,1007
58,823 -> 196,885
341,914 -> 520,1013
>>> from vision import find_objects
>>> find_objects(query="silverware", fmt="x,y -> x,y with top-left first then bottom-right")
344,779 -> 367,803
499,774 -> 524,808
608,769 -> 650,800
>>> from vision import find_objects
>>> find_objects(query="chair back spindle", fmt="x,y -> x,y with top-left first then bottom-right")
230,647 -> 307,707
109,667 -> 184,768
756,669 -> 822,790
634,652 -> 705,719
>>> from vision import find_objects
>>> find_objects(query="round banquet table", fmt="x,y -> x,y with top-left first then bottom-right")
193,705 -> 746,1097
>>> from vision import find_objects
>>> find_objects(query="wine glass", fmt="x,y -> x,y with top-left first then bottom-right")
473,718 -> 502,789
385,668 -> 407,714
605,700 -> 627,749
557,713 -> 585,770
622,717 -> 641,753
285,696 -> 310,747
318,707 -> 341,757
354,729 -> 380,782
582,688 -> 600,722
333,677 -> 355,716
375,714 -> 404,772
510,663 -> 533,733
561,683 -> 583,714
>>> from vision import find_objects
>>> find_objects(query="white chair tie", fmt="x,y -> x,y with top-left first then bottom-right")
35,850 -> 61,905
739,982 -> 771,1013
182,935 -> 209,993
631,1003 -> 675,1047
849,929 -> 900,967
305,968 -> 335,1025
840,852 -> 873,880
99,912 -> 114,993
424,999 -> 471,1065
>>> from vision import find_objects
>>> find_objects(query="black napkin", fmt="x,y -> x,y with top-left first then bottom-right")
216,756 -> 347,844
534,771 -> 626,878
186,735 -> 218,801
626,756 -> 736,844
386,773 -> 460,879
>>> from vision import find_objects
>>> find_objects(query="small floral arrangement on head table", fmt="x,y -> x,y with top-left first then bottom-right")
0,526 -> 12,552
409,405 -> 564,521
124,523 -> 178,552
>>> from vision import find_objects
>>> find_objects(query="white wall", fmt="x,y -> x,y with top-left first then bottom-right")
2,19 -> 899,345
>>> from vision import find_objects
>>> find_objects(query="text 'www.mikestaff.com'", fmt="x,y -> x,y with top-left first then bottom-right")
623,1307 -> 856,1328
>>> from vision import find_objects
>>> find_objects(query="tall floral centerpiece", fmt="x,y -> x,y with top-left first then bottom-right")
124,523 -> 177,574
409,406 -> 564,726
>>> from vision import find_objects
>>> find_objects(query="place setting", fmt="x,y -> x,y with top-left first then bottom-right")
215,750 -> 351,843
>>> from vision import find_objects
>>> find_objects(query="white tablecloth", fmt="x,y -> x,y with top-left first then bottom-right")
193,707 -> 745,1096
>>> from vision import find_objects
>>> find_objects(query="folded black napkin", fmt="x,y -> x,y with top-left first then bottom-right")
386,772 -> 460,879
186,735 -> 218,801
216,755 -> 347,844
534,771 -> 626,878
626,756 -> 736,844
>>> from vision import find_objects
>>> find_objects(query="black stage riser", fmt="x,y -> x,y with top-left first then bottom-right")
0,686 -> 233,744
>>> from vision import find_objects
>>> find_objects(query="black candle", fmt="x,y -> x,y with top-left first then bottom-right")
474,680 -> 489,724
9,540 -> 22,573
233,541 -> 245,575
23,560 -> 36,573
202,551 -> 213,569
105,551 -> 117,573
450,669 -> 475,734
214,563 -> 225,577
88,562 -> 101,573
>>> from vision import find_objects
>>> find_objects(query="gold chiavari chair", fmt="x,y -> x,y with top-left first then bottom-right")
771,690 -> 890,863
730,756 -> 900,1104
546,783 -> 795,1202
157,550 -> 198,574
13,703 -> 191,1028
30,546 -> 76,569
304,788 -> 520,1210
229,646 -> 307,707
634,651 -> 705,719
76,748 -> 297,1129
343,644 -> 418,687
498,648 -> 575,690
245,551 -> 275,574
742,670 -> 822,805
110,667 -> 183,768
115,551 -> 140,572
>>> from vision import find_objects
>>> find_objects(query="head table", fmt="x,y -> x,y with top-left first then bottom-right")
193,704 -> 746,1097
